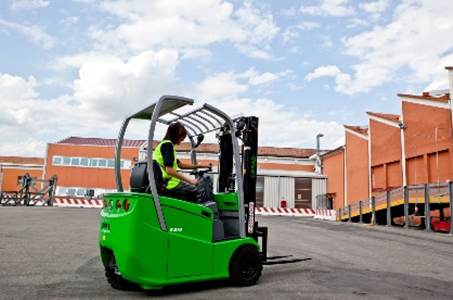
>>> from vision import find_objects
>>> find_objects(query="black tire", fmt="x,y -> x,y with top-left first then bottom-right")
105,255 -> 140,291
229,244 -> 263,287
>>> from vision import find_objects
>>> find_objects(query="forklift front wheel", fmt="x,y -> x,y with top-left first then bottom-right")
229,244 -> 263,286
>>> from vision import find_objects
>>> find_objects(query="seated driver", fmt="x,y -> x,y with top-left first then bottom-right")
153,122 -> 211,201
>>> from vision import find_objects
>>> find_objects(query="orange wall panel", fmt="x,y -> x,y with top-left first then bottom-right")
427,150 -> 451,184
345,132 -> 369,204
370,119 -> 401,166
403,101 -> 452,159
322,150 -> 344,211
1,169 -> 43,192
406,156 -> 425,185
371,165 -> 384,191
45,144 -> 139,190
387,161 -> 402,189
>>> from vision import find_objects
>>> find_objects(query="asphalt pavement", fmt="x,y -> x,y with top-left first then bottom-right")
1,206 -> 452,300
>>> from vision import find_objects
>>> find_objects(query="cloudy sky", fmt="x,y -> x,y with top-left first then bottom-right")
1,0 -> 452,157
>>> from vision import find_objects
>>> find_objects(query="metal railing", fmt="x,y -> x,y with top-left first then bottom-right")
338,182 -> 452,235
0,173 -> 58,206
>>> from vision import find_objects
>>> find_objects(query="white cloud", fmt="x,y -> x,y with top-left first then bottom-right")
359,0 -> 389,21
359,0 -> 389,14
0,138 -> 46,157
198,72 -> 249,99
282,22 -> 320,44
196,71 -> 344,149
74,49 -> 180,121
0,49 -> 182,156
88,0 -> 279,59
346,18 -> 370,28
237,67 -> 292,86
0,20 -> 56,49
300,0 -> 355,17
10,0 -> 49,10
305,65 -> 342,81
281,7 -> 297,17
0,72 -> 109,156
320,35 -> 333,48
61,16 -> 79,28
318,0 -> 453,95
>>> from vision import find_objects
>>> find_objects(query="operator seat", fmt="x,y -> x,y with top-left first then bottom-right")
130,161 -> 195,202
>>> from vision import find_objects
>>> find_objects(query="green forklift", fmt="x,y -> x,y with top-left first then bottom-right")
99,95 -> 309,291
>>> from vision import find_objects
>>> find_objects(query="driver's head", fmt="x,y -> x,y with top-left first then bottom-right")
164,122 -> 187,145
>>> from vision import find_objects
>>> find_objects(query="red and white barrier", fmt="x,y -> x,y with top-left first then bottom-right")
255,207 -> 316,217
314,209 -> 336,221
51,197 -> 336,220
53,197 -> 103,208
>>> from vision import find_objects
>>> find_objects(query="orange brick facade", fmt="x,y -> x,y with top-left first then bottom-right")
321,149 -> 344,211
46,143 -> 140,191
345,131 -> 369,204
322,66 -> 453,219
0,157 -> 44,192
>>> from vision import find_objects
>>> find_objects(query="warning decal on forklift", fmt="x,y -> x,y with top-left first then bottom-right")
248,202 -> 255,233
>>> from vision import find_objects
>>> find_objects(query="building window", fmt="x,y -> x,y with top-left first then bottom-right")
58,188 -> 66,196
294,178 -> 312,209
62,157 -> 71,165
50,156 -> 130,169
66,188 -> 76,196
256,176 -> 264,207
71,158 -> 80,166
98,159 -> 107,167
76,189 -> 85,197
107,159 -> 115,168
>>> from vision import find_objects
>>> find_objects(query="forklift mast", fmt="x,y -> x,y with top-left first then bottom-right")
237,117 -> 259,237
220,116 -> 310,265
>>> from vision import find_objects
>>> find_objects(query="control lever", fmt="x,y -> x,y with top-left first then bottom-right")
190,167 -> 213,178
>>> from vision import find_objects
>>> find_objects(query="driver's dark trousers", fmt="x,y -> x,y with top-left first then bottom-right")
167,181 -> 199,202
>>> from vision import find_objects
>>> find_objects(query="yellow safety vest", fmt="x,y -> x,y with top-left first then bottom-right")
152,140 -> 180,190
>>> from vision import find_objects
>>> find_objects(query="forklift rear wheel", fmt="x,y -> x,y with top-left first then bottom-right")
105,254 -> 140,291
229,244 -> 263,286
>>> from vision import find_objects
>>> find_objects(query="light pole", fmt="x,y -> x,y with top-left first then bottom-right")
316,133 -> 324,174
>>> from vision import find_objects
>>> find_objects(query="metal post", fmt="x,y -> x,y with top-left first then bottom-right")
338,208 -> 342,222
371,197 -> 376,225
449,181 -> 453,235
404,186 -> 409,229
359,201 -> 363,224
386,190 -> 391,227
348,204 -> 351,222
425,184 -> 431,232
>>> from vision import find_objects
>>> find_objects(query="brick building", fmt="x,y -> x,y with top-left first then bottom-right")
321,66 -> 453,219
42,137 -> 328,209
0,156 -> 44,192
